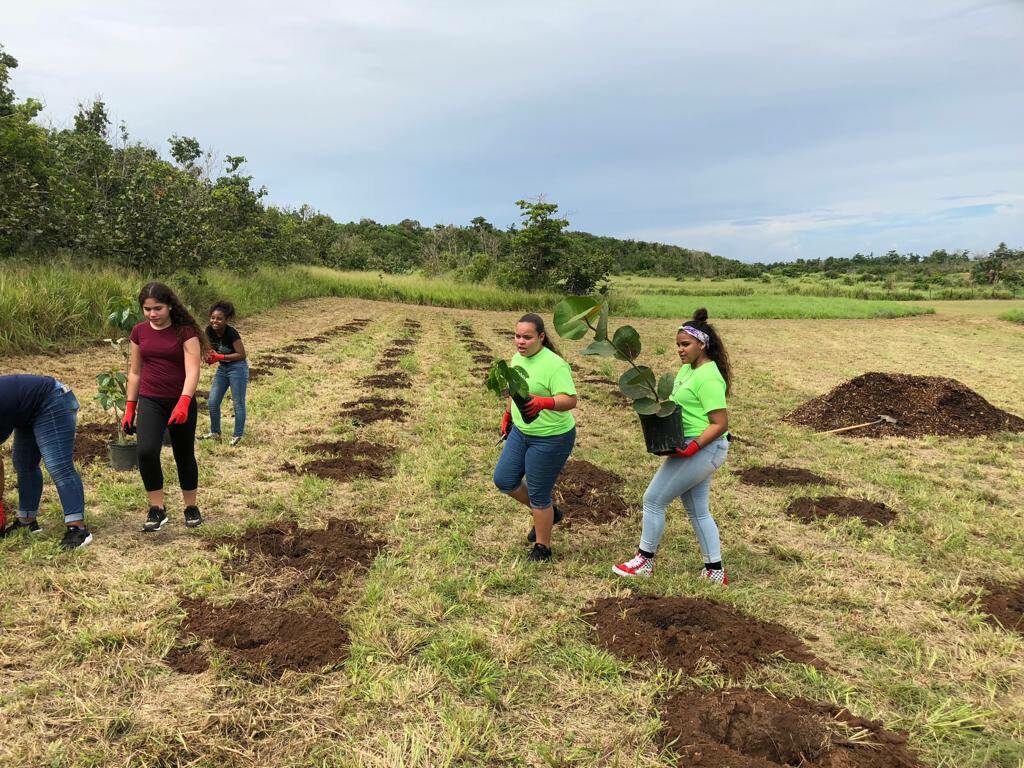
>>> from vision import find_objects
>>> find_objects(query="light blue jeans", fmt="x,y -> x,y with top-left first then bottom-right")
208,360 -> 248,438
11,381 -> 86,523
640,437 -> 729,560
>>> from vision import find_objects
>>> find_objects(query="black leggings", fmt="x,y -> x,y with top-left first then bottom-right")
137,396 -> 198,493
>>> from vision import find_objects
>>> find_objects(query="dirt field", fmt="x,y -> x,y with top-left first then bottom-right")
1,297 -> 1022,766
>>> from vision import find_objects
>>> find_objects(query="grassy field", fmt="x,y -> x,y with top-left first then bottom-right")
1,298 -> 1022,767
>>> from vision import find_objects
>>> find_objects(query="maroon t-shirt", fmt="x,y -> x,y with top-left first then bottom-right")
130,322 -> 198,399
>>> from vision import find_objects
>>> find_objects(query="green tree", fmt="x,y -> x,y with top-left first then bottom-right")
507,198 -> 570,289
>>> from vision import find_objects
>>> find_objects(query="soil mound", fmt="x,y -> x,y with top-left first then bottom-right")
784,372 -> 1024,438
786,497 -> 896,527
586,595 -> 818,677
284,440 -> 397,481
390,338 -> 417,348
659,688 -> 924,767
178,598 -> 349,677
402,319 -> 421,330
456,323 -> 476,337
297,335 -> 329,343
360,372 -> 411,389
976,579 -> 1024,634
218,519 -> 383,581
339,395 -> 409,424
249,354 -> 297,382
279,343 -> 311,354
75,422 -> 114,465
555,459 -> 629,525
471,353 -> 492,364
335,318 -> 371,333
465,340 -> 491,353
164,643 -> 209,674
735,466 -> 832,487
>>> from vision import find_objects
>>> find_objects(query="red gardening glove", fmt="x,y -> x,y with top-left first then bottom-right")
167,395 -> 193,425
673,441 -> 702,459
205,351 -> 226,364
500,410 -> 512,439
523,396 -> 556,417
122,400 -> 137,435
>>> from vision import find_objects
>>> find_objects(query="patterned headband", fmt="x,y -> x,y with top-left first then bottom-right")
678,324 -> 709,346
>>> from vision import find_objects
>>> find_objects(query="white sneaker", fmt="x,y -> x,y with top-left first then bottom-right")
612,553 -> 655,578
229,436 -> 243,447
199,432 -> 221,441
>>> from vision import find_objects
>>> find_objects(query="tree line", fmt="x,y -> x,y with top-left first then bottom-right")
1,43 -> 1019,293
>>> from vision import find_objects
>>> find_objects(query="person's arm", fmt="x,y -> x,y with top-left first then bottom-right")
692,409 -> 729,447
125,341 -> 142,402
182,336 -> 201,397
223,337 -> 246,362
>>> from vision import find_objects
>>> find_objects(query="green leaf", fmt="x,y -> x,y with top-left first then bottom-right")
553,296 -> 601,340
595,301 -> 609,342
657,372 -> 675,401
619,366 -> 657,399
657,400 -> 679,417
633,397 -> 659,415
582,339 -> 617,357
505,365 -> 530,399
484,359 -> 529,399
612,325 -> 641,361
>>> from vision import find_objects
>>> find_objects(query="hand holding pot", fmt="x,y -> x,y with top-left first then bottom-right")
673,441 -> 701,459
522,396 -> 555,418
122,400 -> 137,435
167,395 -> 192,426
500,410 -> 512,438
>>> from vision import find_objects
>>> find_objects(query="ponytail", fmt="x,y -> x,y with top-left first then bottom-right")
683,307 -> 732,394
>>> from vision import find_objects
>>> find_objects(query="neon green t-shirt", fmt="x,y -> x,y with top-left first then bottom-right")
509,346 -> 576,436
671,361 -> 728,437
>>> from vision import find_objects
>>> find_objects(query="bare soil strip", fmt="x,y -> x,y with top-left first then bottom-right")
586,595 -> 819,677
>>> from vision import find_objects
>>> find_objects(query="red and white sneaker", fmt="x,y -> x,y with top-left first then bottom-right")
699,567 -> 728,586
612,553 -> 655,578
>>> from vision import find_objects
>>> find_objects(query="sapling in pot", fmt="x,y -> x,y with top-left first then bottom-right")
96,296 -> 141,468
484,359 -> 538,424
553,296 -> 684,454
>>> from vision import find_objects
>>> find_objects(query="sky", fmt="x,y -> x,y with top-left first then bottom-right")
4,0 -> 1023,263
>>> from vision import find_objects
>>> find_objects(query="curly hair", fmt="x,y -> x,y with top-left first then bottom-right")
138,282 -> 207,351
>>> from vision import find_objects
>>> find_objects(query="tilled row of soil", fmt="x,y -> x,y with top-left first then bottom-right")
248,318 -> 370,381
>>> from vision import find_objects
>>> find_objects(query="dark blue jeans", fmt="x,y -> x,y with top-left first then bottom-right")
208,360 -> 248,437
493,426 -> 576,508
11,381 -> 86,523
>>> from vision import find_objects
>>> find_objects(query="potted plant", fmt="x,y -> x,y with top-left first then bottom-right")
97,296 -> 141,469
553,296 -> 683,455
484,360 -> 538,424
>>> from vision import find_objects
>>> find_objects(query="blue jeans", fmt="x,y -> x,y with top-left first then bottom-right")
11,381 -> 86,524
208,360 -> 248,437
493,426 -> 576,508
640,437 -> 728,560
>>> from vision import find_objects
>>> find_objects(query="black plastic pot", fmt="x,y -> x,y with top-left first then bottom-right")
638,406 -> 684,455
510,393 -> 540,424
108,440 -> 138,471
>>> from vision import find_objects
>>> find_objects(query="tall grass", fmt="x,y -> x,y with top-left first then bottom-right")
999,309 -> 1024,324
628,293 -> 934,320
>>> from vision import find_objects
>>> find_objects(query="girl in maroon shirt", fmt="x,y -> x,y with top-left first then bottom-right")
122,282 -> 206,531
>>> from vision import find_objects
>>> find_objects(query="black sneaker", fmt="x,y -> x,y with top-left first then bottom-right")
5,517 -> 42,535
183,506 -> 203,528
527,505 -> 564,544
527,543 -> 552,562
143,506 -> 168,532
60,525 -> 93,550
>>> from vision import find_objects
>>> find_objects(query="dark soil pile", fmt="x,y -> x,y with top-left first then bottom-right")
334,319 -> 371,333
465,340 -> 491,353
555,459 -> 630,525
786,497 -> 896,527
217,519 -> 383,581
402,319 -> 421,330
390,338 -> 417,349
734,466 -> 832,487
279,343 -> 311,354
456,323 -> 476,337
249,354 -> 297,382
339,395 -> 409,424
297,335 -> 329,343
976,580 -> 1024,634
586,596 -> 819,677
164,643 -> 209,674
178,598 -> 349,677
784,372 -> 1024,438
659,688 -> 924,768
471,353 -> 492,364
361,372 -> 411,388
284,440 -> 397,481
75,422 -> 114,464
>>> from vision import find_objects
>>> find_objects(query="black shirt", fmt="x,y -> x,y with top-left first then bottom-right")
205,324 -> 242,356
0,374 -> 56,443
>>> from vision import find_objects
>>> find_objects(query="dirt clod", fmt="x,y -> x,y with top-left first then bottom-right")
586,595 -> 819,677
785,372 -> 1024,438
659,688 -> 925,767
178,598 -> 349,677
285,440 -> 397,481
975,579 -> 1024,634
360,372 -> 411,389
465,340 -> 491,353
734,466 -> 832,487
786,496 -> 896,526
279,343 -> 311,354
164,643 -> 209,675
217,519 -> 383,582
339,394 -> 409,424
555,459 -> 629,525
75,422 -> 115,465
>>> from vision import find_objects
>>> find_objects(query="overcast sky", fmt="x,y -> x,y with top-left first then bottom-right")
5,1 -> 1023,263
